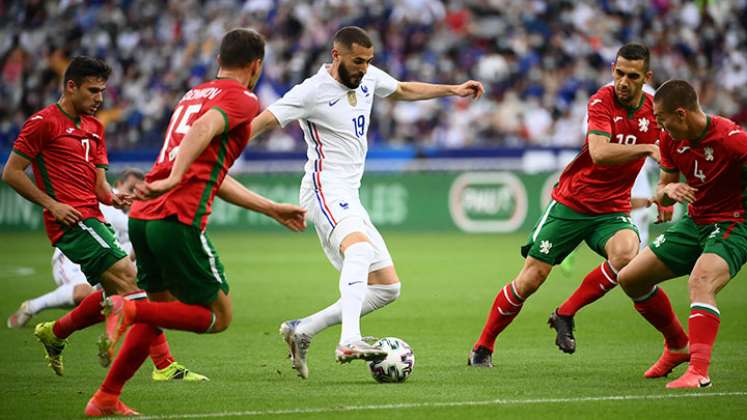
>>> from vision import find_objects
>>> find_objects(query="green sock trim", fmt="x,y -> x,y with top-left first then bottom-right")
691,303 -> 720,318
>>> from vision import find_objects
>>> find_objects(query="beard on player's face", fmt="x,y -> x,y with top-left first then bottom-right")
338,61 -> 364,89
615,83 -> 639,105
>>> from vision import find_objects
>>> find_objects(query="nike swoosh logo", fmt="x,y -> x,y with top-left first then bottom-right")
347,281 -> 363,286
329,98 -> 341,106
614,116 -> 623,122
729,130 -> 741,136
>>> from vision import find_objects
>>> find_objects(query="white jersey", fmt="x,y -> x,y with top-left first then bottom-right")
100,203 -> 131,255
268,64 -> 399,190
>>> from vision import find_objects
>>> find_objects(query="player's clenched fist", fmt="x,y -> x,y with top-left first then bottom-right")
453,80 -> 484,100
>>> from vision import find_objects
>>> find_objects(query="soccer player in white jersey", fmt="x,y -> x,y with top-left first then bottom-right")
7,169 -> 143,328
250,26 -> 484,378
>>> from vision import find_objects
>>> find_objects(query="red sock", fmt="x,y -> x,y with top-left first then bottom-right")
474,282 -> 525,353
52,290 -> 104,339
148,330 -> 175,370
101,323 -> 160,396
558,261 -> 618,317
634,287 -> 688,349
133,301 -> 213,333
688,304 -> 720,377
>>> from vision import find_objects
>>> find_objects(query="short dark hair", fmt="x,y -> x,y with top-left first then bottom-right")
654,80 -> 699,112
118,168 -> 144,182
615,43 -> 650,71
218,28 -> 265,69
63,56 -> 111,86
333,26 -> 372,49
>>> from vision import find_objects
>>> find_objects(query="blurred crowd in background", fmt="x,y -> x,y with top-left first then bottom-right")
1,0 -> 746,155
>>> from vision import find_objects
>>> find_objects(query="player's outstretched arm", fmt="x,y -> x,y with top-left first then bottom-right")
588,134 -> 660,165
138,109 -> 225,199
249,110 -> 281,142
217,175 -> 306,232
2,152 -> 81,226
655,169 -> 696,207
388,80 -> 484,101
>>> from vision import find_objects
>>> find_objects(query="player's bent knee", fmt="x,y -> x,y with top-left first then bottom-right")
339,230 -> 370,254
516,258 -> 551,296
210,314 -> 232,333
687,274 -> 719,299
72,284 -> 94,304
609,248 -> 638,271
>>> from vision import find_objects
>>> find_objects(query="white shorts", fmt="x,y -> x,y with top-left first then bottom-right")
51,248 -> 88,287
300,184 -> 393,272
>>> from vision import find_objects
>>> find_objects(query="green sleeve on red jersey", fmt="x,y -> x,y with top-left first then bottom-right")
586,88 -> 614,137
93,132 -> 109,168
212,106 -> 230,135
589,130 -> 611,138
12,148 -> 33,161
212,89 -> 259,134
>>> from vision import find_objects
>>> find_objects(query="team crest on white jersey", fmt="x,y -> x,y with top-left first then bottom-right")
704,146 -> 714,161
347,91 -> 357,106
638,118 -> 650,132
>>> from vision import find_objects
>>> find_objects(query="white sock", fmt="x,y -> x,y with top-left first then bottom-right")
297,283 -> 401,337
26,284 -> 76,315
337,242 -> 375,345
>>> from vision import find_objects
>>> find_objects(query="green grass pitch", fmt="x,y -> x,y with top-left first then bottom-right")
0,230 -> 745,419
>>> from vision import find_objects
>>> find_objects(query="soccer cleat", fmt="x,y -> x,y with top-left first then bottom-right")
34,322 -> 66,376
548,309 -> 576,354
467,346 -> 494,368
152,362 -> 209,382
279,320 -> 312,379
644,345 -> 690,378
84,390 -> 140,416
666,367 -> 712,389
7,301 -> 33,328
99,296 -> 135,367
335,339 -> 387,364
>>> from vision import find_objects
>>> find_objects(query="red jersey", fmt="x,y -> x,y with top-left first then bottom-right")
12,104 -> 108,244
659,115 -> 747,224
552,85 -> 659,214
130,79 -> 259,230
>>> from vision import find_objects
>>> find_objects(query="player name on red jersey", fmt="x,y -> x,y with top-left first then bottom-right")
130,78 -> 259,230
